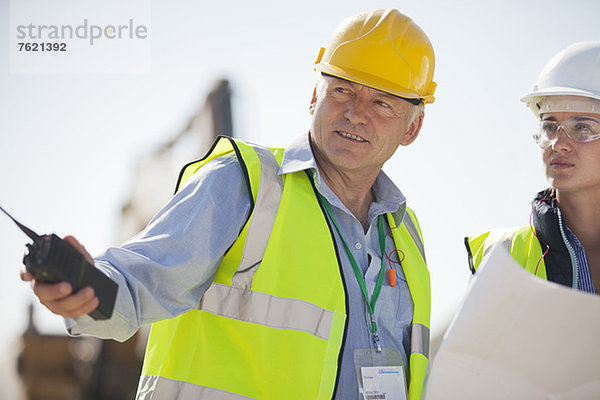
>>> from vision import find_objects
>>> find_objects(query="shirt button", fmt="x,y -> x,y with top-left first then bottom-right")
354,242 -> 362,250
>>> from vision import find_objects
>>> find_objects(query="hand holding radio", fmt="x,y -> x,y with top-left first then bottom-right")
2,206 -> 117,320
21,235 -> 102,319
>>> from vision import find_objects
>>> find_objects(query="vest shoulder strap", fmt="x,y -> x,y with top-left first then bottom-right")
510,225 -> 547,278
465,226 -> 547,279
186,137 -> 284,287
391,204 -> 426,262
229,142 -> 284,287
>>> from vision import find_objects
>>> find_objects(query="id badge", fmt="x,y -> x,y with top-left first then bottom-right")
354,348 -> 407,400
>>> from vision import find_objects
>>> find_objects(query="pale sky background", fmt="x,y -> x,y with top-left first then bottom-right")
0,0 -> 598,394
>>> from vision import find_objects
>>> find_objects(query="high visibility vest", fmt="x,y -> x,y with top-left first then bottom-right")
138,136 -> 431,400
465,226 -> 547,279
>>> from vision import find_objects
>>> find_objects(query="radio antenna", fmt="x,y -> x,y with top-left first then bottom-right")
0,205 -> 41,242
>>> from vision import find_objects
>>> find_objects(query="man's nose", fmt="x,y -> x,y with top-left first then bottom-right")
343,96 -> 369,125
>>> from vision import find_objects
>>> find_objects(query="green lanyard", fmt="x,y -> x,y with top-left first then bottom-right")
318,193 -> 386,352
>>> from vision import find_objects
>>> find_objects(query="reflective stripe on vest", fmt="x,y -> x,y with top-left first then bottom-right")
137,375 -> 254,400
230,145 -> 283,288
140,136 -> 430,400
386,210 -> 430,400
467,226 -> 547,279
198,282 -> 334,340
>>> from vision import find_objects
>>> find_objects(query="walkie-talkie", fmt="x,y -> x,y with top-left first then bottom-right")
1,206 -> 117,320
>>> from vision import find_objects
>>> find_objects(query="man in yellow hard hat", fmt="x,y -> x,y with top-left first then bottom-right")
22,9 -> 436,399
466,41 -> 600,293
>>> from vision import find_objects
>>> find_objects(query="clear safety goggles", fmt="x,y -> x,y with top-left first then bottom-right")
533,117 -> 600,148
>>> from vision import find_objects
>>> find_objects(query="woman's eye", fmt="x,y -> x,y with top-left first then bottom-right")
541,123 -> 558,133
573,123 -> 592,133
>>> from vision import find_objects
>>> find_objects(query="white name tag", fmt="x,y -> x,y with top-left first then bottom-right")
361,366 -> 407,400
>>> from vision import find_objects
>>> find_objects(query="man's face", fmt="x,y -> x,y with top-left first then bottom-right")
309,75 -> 423,177
542,110 -> 600,196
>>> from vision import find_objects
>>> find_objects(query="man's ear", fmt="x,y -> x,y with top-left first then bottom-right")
309,86 -> 318,115
400,111 -> 424,146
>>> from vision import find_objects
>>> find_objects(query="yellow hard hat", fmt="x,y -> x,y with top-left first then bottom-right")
315,9 -> 437,104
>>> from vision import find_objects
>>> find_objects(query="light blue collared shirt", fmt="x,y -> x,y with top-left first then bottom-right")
69,133 -> 415,399
564,226 -> 595,294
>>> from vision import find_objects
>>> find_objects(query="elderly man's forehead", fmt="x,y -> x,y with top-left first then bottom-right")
324,75 -> 400,99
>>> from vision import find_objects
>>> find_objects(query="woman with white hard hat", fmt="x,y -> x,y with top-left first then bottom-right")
465,41 -> 600,293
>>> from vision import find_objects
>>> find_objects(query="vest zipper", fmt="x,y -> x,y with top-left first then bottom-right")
556,208 -> 579,289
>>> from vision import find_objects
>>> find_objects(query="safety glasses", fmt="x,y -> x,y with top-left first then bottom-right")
534,117 -> 600,148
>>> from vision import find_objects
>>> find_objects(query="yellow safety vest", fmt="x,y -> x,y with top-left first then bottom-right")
466,226 -> 547,279
138,136 -> 431,400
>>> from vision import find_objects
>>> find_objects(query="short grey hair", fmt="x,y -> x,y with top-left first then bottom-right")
407,102 -> 424,124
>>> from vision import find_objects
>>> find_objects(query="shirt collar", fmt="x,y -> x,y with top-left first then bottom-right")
279,132 -> 318,176
279,132 -> 406,217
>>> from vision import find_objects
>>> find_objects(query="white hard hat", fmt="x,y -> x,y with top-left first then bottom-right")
520,41 -> 600,118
